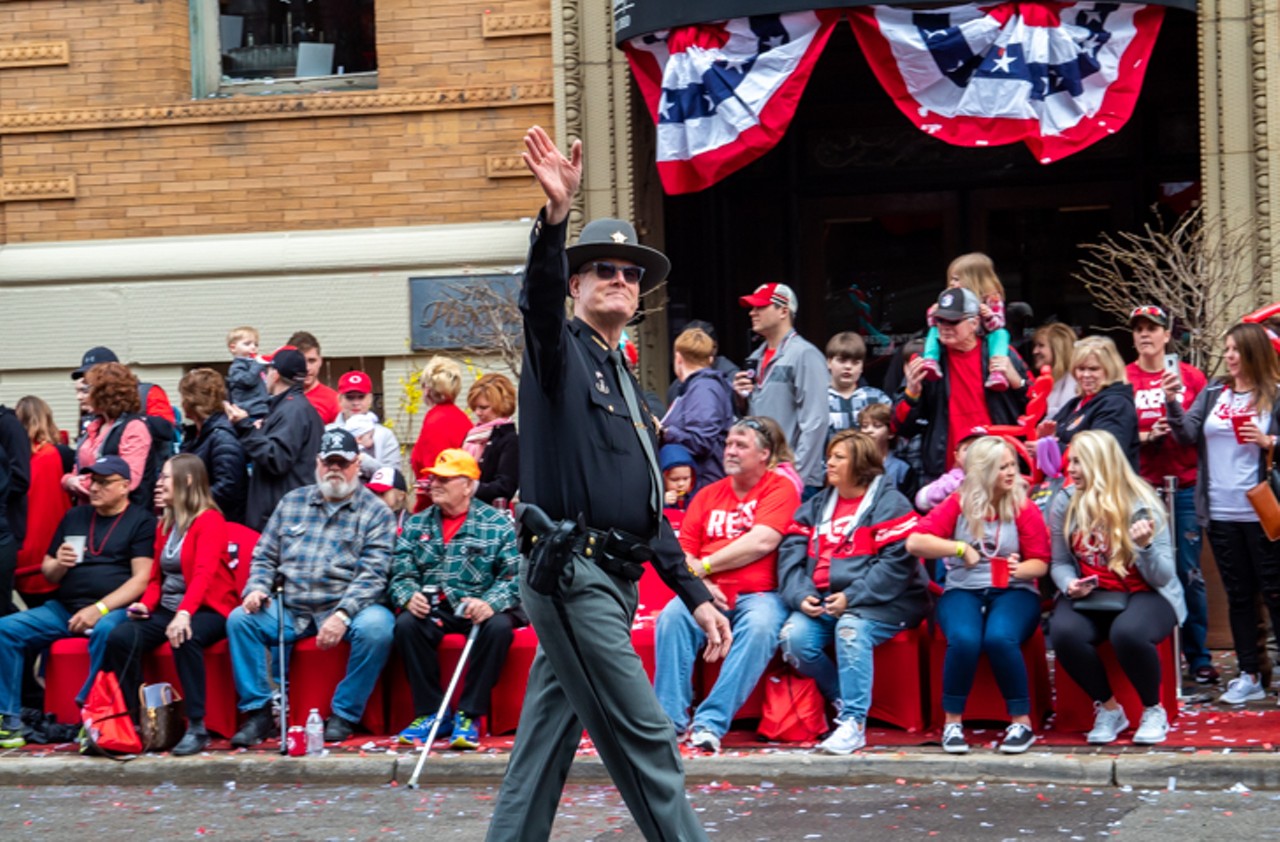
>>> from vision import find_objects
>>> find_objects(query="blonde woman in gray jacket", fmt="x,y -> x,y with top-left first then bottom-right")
1048,430 -> 1184,746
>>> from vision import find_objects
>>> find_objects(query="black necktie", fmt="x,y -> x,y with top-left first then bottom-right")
609,350 -> 663,515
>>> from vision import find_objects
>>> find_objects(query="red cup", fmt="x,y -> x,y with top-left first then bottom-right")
286,725 -> 306,757
1231,413 -> 1258,444
989,556 -> 1010,588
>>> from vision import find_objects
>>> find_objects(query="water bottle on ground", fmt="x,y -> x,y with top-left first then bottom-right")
305,708 -> 324,755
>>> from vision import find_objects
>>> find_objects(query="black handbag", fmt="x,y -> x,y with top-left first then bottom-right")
1070,589 -> 1129,613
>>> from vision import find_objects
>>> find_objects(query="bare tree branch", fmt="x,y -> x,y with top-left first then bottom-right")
1074,206 -> 1265,375
418,278 -> 524,379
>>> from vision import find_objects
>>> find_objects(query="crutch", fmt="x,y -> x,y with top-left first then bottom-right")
275,575 -> 289,755
407,623 -> 480,789
1164,475 -> 1183,701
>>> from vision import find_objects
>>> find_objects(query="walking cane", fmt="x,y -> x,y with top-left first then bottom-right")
407,622 -> 481,789
275,575 -> 289,755
1164,475 -> 1183,701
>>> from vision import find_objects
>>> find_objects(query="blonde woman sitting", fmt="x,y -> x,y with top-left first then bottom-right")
1048,430 -> 1184,745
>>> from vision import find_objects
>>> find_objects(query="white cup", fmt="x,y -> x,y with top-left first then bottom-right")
64,535 -> 87,564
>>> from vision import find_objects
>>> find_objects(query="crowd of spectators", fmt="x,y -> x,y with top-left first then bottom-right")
0,253 -> 1274,759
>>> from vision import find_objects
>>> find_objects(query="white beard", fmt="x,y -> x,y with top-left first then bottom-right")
315,468 -> 358,501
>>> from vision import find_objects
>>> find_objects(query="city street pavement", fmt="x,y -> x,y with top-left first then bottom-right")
5,780 -> 1280,840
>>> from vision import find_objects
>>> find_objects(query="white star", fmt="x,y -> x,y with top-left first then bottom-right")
764,34 -> 784,49
610,231 -> 628,244
658,94 -> 671,120
992,52 -> 1016,73
924,28 -> 949,40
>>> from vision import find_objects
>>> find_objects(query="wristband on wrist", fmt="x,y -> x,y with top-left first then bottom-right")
334,609 -> 352,627
95,601 -> 109,616
955,542 -> 966,559
702,558 -> 713,575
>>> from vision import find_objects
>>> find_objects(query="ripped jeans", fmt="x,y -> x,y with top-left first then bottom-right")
778,610 -> 901,725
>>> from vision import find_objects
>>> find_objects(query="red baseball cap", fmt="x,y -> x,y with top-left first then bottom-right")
959,426 -> 990,443
739,282 -> 799,312
338,370 -> 372,395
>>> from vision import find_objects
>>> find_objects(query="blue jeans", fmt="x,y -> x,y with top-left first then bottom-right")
226,602 -> 394,723
1173,487 -> 1209,670
935,587 -> 1040,716
778,611 -> 901,724
654,590 -> 786,737
0,600 -> 128,715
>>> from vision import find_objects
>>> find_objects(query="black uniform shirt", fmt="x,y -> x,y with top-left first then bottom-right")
517,212 -> 710,611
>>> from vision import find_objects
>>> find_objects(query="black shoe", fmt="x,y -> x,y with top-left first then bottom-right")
230,708 -> 274,748
998,723 -> 1036,754
172,727 -> 210,757
1195,665 -> 1221,685
323,714 -> 357,742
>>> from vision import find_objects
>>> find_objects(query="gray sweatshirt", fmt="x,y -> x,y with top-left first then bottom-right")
744,330 -> 830,487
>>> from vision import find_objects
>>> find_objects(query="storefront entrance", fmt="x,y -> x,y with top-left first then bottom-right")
652,14 -> 1199,386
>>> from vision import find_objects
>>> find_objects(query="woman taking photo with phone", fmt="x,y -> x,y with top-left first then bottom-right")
907,435 -> 1051,755
1048,430 -> 1184,745
101,454 -> 238,755
1167,321 -> 1280,705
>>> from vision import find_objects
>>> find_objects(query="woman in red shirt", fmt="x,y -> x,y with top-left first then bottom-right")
102,454 -> 238,756
14,397 -> 70,607
907,435 -> 1051,755
409,356 -> 473,512
1048,430 -> 1184,746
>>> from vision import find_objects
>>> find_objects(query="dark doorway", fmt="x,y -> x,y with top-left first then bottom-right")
653,12 -> 1199,388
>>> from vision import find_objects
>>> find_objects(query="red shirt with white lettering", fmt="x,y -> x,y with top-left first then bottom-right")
679,470 -> 800,601
945,345 -> 992,470
1125,361 -> 1206,488
812,495 -> 862,591
1071,531 -> 1153,594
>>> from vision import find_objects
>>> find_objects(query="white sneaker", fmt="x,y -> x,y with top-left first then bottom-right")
1132,705 -> 1169,745
688,727 -> 721,753
1219,673 -> 1267,705
941,722 -> 969,754
817,719 -> 866,755
1085,703 -> 1130,744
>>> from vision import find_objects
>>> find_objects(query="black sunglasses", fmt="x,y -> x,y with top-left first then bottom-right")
734,417 -> 774,449
582,261 -> 645,284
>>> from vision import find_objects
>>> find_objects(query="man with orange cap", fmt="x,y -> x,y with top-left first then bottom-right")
388,449 -> 521,751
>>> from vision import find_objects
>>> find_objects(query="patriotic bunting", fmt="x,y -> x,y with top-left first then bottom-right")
625,4 -> 1167,194
624,11 -> 841,196
847,2 -> 1165,164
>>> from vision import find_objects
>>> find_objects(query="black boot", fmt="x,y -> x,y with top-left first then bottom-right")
172,718 -> 210,756
229,708 -> 274,748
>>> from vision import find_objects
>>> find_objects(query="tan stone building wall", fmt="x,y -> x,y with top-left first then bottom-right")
0,0 -> 556,438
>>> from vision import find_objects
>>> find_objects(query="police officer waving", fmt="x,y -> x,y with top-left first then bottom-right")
486,126 -> 732,842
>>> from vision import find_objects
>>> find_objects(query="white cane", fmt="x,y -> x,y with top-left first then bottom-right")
407,622 -> 481,789
1164,475 -> 1183,701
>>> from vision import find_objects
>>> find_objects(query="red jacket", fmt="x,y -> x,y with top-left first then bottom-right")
409,402 -> 473,512
15,443 -> 69,595
142,509 -> 239,617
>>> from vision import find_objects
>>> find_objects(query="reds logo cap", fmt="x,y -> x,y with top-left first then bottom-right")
338,370 -> 372,395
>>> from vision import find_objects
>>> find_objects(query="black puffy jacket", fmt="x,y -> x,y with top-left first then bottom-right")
234,385 -> 323,532
183,412 -> 249,524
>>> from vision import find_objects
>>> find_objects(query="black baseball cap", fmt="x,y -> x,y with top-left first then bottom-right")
71,346 -> 119,379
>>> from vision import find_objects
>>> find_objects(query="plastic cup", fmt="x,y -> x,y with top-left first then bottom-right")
1231,413 -> 1258,444
989,556 -> 1010,588
64,535 -> 87,564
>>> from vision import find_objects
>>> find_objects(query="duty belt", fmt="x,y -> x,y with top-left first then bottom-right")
519,504 -> 649,583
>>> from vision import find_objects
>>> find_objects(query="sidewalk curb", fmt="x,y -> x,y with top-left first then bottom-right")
5,750 -> 1276,790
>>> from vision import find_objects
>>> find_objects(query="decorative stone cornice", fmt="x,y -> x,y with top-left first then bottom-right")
556,0 -> 586,231
0,82 -> 554,135
482,11 -> 552,38
0,174 -> 76,202
486,155 -> 531,178
0,41 -> 69,69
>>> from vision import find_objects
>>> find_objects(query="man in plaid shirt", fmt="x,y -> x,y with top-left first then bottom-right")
390,449 -> 521,750
227,428 -> 396,746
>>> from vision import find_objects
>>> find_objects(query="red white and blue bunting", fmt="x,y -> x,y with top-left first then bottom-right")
625,3 -> 1166,195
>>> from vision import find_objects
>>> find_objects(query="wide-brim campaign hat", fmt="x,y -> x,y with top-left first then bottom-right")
565,218 -> 671,292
